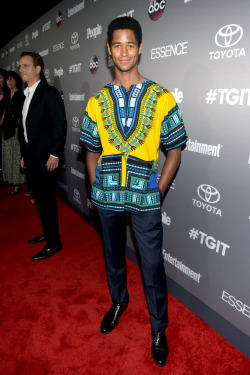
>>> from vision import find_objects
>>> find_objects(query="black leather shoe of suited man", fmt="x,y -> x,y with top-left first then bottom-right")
100,303 -> 128,334
151,331 -> 169,367
28,234 -> 46,244
31,245 -> 62,261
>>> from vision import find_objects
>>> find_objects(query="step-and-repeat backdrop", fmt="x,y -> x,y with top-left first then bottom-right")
1,0 -> 249,357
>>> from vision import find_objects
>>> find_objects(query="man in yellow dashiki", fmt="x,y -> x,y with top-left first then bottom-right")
80,16 -> 187,367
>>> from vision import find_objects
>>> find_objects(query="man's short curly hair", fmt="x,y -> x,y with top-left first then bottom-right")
107,16 -> 142,47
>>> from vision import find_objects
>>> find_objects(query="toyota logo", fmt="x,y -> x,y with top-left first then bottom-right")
215,24 -> 243,48
71,32 -> 78,44
197,184 -> 220,204
72,117 -> 79,127
74,189 -> 80,199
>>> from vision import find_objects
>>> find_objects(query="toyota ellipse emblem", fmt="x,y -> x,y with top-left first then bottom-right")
71,32 -> 79,45
74,189 -> 80,199
72,117 -> 79,127
197,184 -> 220,204
215,24 -> 243,48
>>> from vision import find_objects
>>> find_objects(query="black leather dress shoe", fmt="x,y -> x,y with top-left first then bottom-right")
31,245 -> 62,261
151,331 -> 169,367
100,303 -> 128,334
28,234 -> 46,244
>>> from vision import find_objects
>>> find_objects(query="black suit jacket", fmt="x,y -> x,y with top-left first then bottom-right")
20,80 -> 67,172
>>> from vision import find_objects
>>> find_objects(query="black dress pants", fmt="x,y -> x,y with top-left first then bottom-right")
97,207 -> 168,333
23,143 -> 61,248
32,169 -> 61,248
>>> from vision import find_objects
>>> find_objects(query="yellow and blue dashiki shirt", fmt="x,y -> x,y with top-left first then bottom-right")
80,79 -> 187,212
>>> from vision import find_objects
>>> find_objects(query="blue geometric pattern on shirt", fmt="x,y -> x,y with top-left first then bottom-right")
91,184 -> 161,212
126,155 -> 153,190
161,104 -> 188,150
107,80 -> 152,140
130,178 -> 145,190
91,154 -> 161,212
99,154 -> 122,187
80,111 -> 101,152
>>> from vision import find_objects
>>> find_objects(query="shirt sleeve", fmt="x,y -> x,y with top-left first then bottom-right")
160,95 -> 188,151
80,97 -> 102,153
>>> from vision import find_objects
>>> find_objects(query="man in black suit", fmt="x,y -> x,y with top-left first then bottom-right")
19,52 -> 67,261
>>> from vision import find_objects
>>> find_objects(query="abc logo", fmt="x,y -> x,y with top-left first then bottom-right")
90,56 -> 99,74
56,11 -> 62,27
148,0 -> 166,21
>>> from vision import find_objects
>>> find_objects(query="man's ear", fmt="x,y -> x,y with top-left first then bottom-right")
107,43 -> 111,56
36,65 -> 42,74
139,42 -> 143,55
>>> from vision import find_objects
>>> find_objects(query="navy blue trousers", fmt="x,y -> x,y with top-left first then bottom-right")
97,207 -> 168,333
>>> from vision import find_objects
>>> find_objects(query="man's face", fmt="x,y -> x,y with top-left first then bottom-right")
19,55 -> 41,86
107,29 -> 142,74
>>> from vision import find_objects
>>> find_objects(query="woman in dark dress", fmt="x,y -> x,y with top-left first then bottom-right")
0,68 -> 8,172
2,71 -> 26,194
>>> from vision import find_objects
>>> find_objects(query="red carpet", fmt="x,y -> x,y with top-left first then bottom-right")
0,179 -> 249,375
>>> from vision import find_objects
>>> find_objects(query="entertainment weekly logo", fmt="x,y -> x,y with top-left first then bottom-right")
188,228 -> 230,256
209,24 -> 245,60
205,88 -> 250,106
185,139 -> 222,157
162,249 -> 202,283
148,0 -> 166,21
71,167 -> 85,180
192,184 -> 222,217
68,0 -> 84,17
69,93 -> 85,101
39,49 -> 49,57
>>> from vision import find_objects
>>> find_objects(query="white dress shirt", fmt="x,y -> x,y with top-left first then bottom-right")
22,80 -> 41,142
